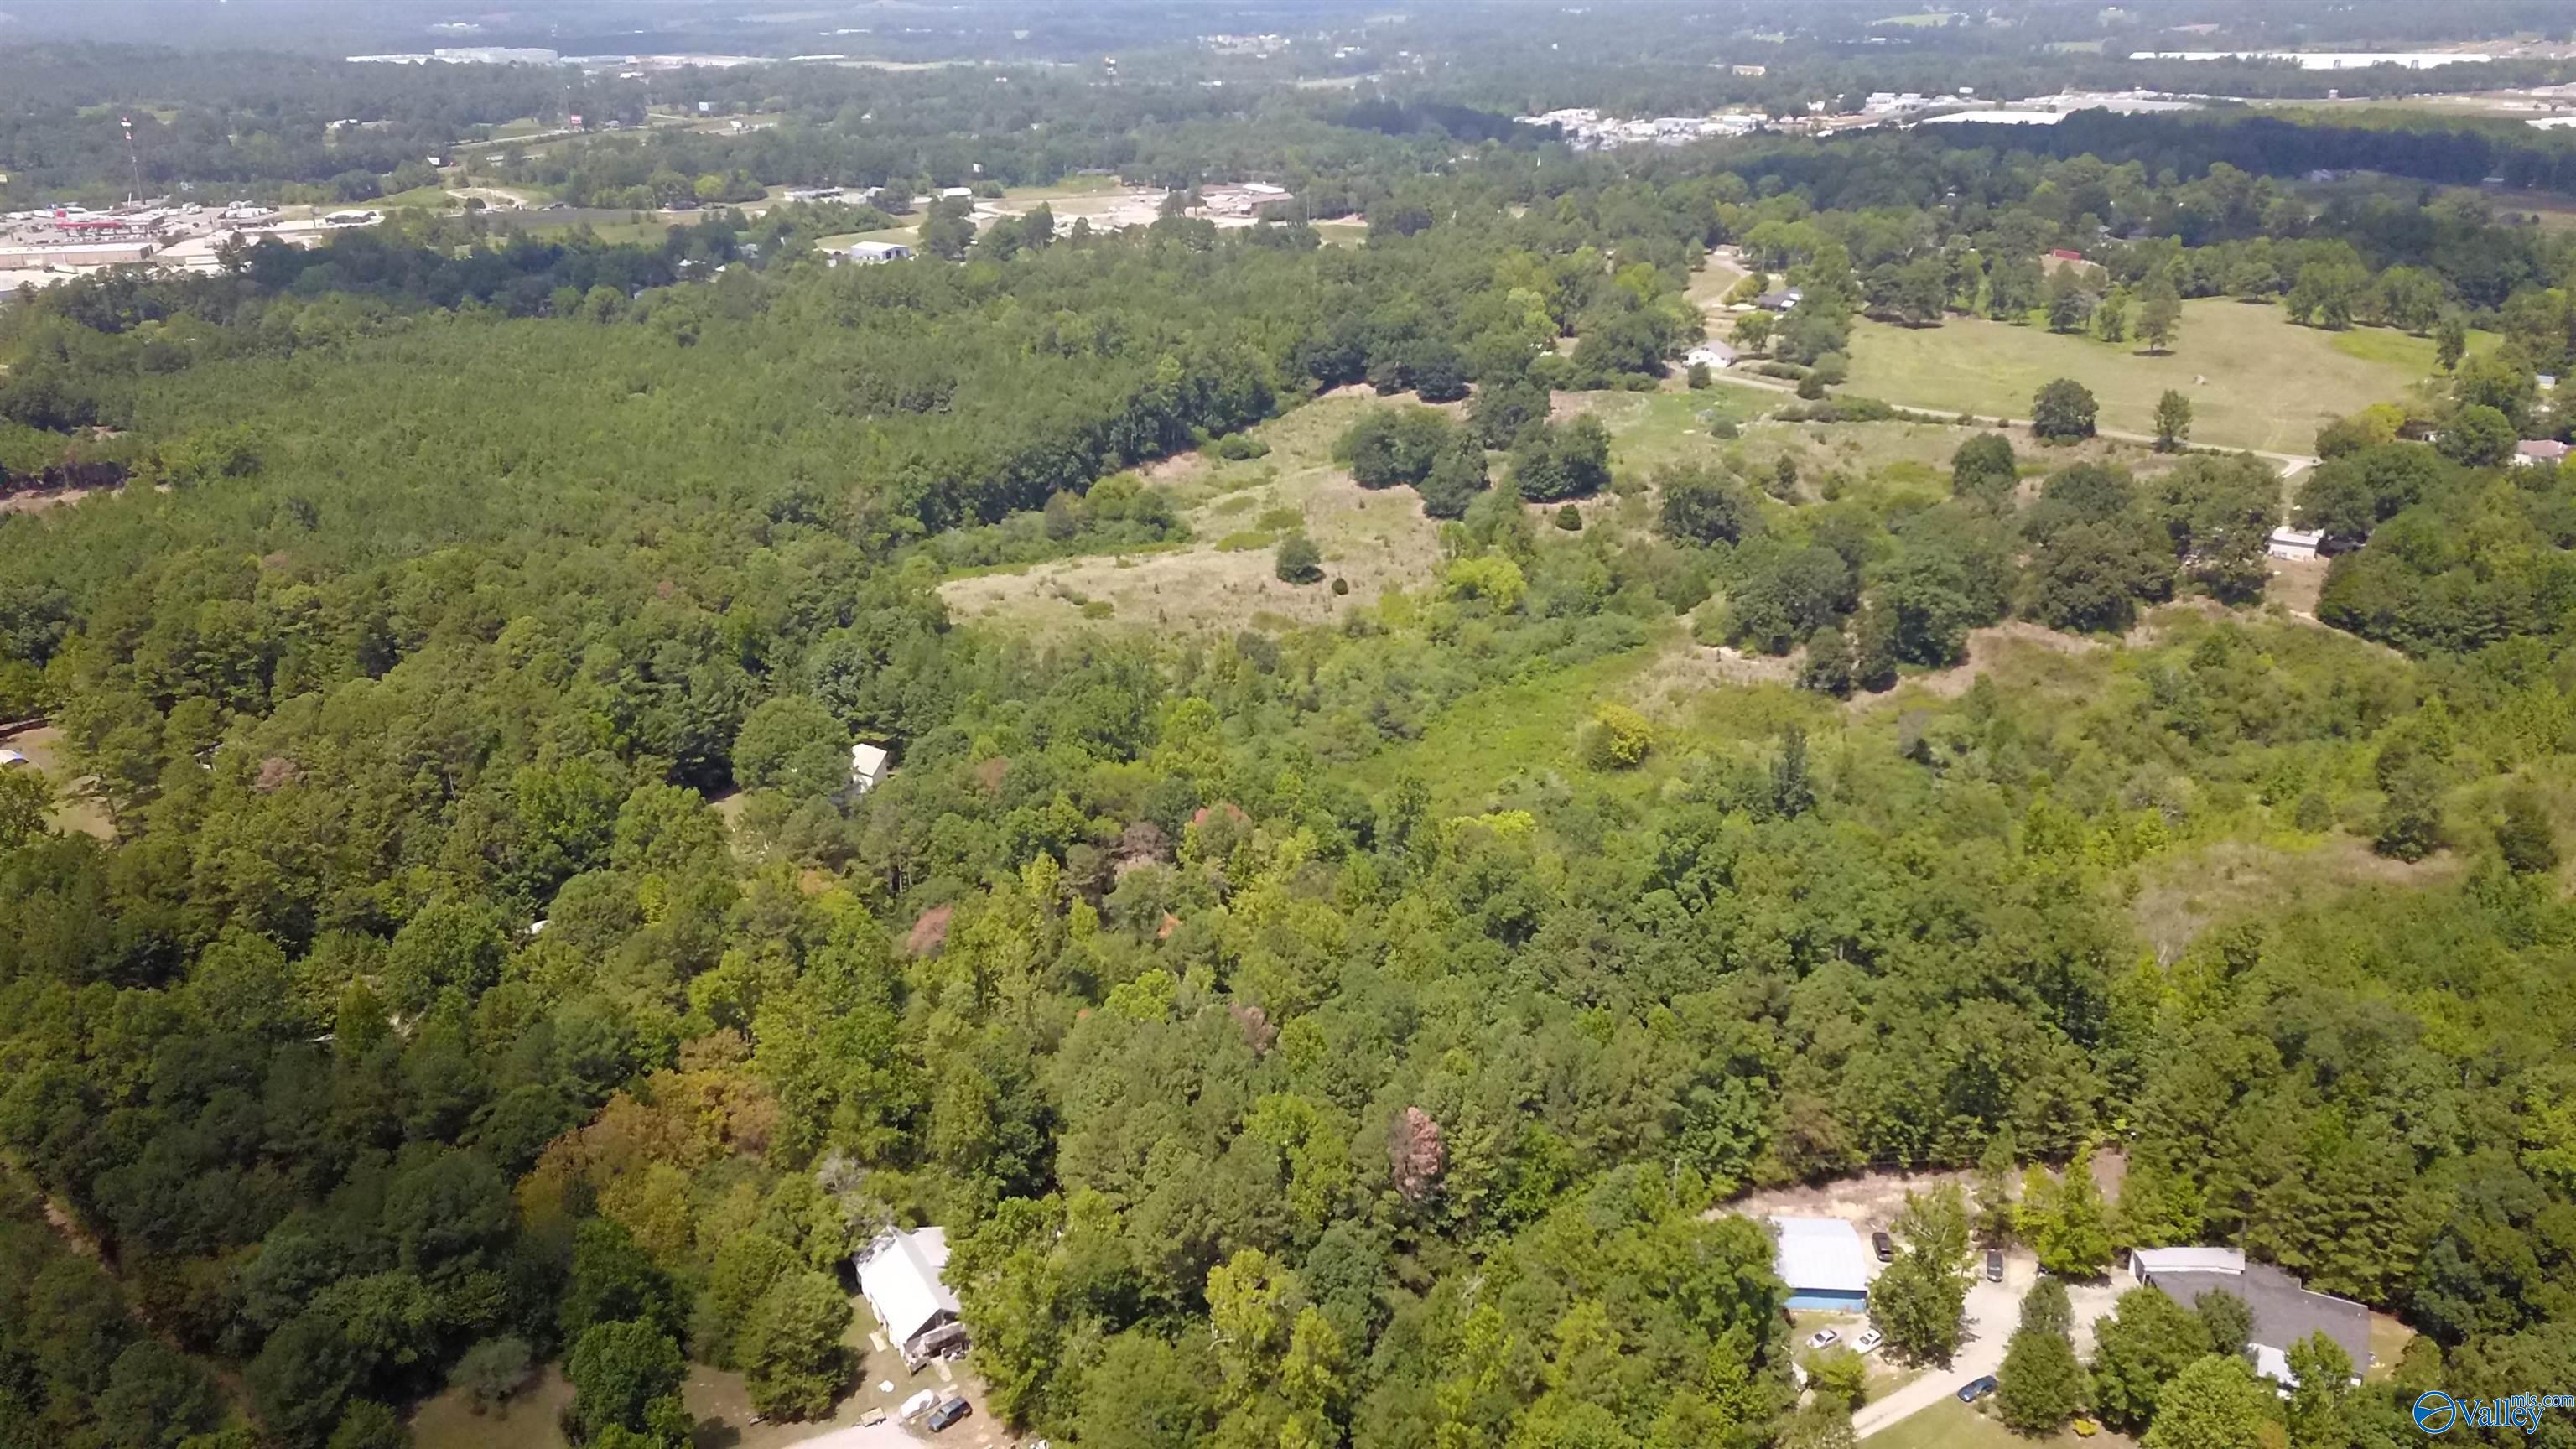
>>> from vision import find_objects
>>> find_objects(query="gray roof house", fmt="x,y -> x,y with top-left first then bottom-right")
844,241 -> 916,264
2131,1247 -> 2370,1388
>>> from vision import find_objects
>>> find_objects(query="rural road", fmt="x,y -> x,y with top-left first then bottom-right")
1853,1260 -> 2025,1438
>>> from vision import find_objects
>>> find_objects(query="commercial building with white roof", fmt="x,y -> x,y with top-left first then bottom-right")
1769,1216 -> 1874,1311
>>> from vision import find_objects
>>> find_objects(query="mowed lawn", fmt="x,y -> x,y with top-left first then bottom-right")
1867,1400 -> 2136,1449
1844,299 -> 2456,454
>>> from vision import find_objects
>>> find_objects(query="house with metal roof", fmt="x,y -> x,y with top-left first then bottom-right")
855,1225 -> 963,1354
1770,1216 -> 1874,1311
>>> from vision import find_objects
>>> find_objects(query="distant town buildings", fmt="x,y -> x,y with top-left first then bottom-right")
2131,50 -> 2496,69
1197,181 -> 1291,217
1913,90 -> 2201,128
1513,106 -> 1764,149
348,46 -> 564,65
1920,109 -> 2069,126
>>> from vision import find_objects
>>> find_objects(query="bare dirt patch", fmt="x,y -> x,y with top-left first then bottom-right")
1140,449 -> 1208,486
0,486 -> 114,515
2267,555 -> 2329,617
1722,1167 -> 1977,1233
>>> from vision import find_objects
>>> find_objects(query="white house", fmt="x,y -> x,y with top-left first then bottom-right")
844,241 -> 915,264
854,1226 -> 962,1351
850,742 -> 892,793
2512,439 -> 2569,468
2266,527 -> 2325,562
1684,340 -> 1739,370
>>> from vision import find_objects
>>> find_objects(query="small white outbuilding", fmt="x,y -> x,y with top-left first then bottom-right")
849,742 -> 891,793
2266,527 -> 2324,562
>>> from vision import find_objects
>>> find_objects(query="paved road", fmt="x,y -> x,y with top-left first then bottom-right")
1854,1257 -> 2025,1439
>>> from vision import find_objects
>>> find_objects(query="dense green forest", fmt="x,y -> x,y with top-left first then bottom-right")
6,39 -> 2576,1449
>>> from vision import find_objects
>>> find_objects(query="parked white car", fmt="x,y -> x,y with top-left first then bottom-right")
1854,1328 -> 1884,1355
1805,1327 -> 1840,1351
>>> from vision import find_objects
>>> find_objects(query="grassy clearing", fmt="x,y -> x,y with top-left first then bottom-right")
375,185 -> 462,211
2128,831 -> 2462,965
2289,169 -> 2576,231
937,393 -> 1451,641
1869,1399 -> 2134,1449
1864,1361 -> 1929,1405
2367,1311 -> 2417,1381
1689,249 -> 1754,307
1564,387 -> 1765,475
6,726 -> 115,840
1844,299 -> 2450,454
1352,646 -> 1669,811
411,1366 -> 572,1449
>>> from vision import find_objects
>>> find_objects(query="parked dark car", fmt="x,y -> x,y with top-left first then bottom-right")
927,1398 -> 972,1431
1872,1230 -> 1894,1262
1985,1249 -> 2004,1281
1958,1375 -> 1998,1403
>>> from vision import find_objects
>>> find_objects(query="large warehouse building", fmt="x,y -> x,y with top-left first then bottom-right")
1770,1216 -> 1875,1311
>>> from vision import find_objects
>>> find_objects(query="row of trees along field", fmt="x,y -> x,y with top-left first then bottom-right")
0,117 -> 2572,1449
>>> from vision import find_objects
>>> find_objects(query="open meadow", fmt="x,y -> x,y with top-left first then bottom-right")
937,384 -> 1774,641
1842,298 -> 2465,454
